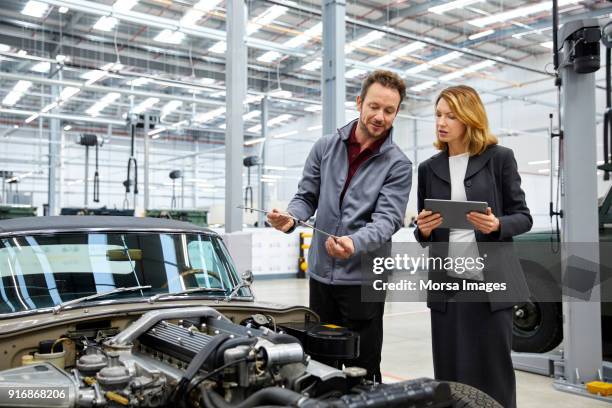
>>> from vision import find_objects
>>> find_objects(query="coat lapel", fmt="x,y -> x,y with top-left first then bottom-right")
429,145 -> 497,183
429,151 -> 450,183
465,145 -> 497,179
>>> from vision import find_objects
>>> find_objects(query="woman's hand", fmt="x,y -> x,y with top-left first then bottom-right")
416,209 -> 443,239
467,207 -> 500,234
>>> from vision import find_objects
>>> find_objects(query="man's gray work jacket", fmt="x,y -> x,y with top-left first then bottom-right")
287,119 -> 412,285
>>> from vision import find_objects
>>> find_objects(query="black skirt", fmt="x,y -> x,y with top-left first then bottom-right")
430,301 -> 515,408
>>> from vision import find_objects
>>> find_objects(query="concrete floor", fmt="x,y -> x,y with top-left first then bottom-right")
252,278 -> 610,408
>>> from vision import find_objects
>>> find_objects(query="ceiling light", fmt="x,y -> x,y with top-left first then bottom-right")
58,6 -> 69,14
268,114 -> 293,126
59,86 -> 81,101
540,41 -> 553,49
133,97 -> 160,114
30,61 -> 50,73
245,94 -> 264,104
468,0 -> 581,27
55,54 -> 68,63
247,125 -> 262,133
100,61 -> 123,71
439,60 -> 495,81
17,50 -> 27,57
304,105 -> 322,112
86,92 -> 120,116
100,92 -> 121,104
468,29 -> 495,40
127,77 -> 150,86
268,89 -> 292,98
272,130 -> 298,139
2,81 -> 32,106
512,27 -> 552,39
219,123 -> 226,129
161,100 -> 182,117
528,159 -> 550,165
181,9 -> 204,27
113,0 -> 138,12
345,31 -> 385,54
243,110 -> 261,120
25,113 -> 40,123
369,41 -> 426,66
2,93 -> 22,107
405,51 -> 462,75
63,125 -> 72,131
199,78 -> 216,85
285,22 -> 322,48
307,125 -> 322,131
301,59 -> 322,71
41,102 -> 58,113
346,68 -> 366,79
0,44 -> 10,52
194,107 -> 226,123
21,1 -> 49,18
244,137 -> 265,145
14,80 -> 33,93
180,0 -> 222,27
257,51 -> 282,63
247,5 -> 288,35
209,41 -> 226,54
154,29 -> 185,44
148,126 -> 167,137
93,15 -> 118,31
410,81 -> 437,92
429,0 -> 485,14
83,70 -> 107,85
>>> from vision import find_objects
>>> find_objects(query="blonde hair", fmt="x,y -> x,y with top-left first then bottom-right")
434,85 -> 497,155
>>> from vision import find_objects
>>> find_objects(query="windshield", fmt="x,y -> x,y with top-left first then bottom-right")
0,232 -> 250,315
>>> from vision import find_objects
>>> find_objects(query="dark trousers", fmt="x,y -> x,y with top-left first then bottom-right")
431,301 -> 516,408
309,278 -> 385,382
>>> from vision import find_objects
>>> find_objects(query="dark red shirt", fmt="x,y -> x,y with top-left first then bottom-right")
339,123 -> 388,205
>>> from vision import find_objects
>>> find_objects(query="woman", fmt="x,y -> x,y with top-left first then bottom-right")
415,85 -> 532,408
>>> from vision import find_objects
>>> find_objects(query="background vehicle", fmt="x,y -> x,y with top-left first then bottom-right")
513,186 -> 612,361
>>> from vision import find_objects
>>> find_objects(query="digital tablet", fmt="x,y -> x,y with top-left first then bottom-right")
424,199 -> 488,229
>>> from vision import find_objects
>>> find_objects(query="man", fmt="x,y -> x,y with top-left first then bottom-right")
268,70 -> 412,382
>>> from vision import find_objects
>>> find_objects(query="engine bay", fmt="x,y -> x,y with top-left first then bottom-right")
0,306 -> 453,407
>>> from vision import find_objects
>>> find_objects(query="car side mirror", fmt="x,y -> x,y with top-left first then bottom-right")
241,270 -> 253,287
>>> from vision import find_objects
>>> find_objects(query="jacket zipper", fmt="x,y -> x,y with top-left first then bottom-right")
331,146 -> 390,283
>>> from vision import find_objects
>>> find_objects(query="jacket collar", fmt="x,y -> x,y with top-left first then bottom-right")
429,145 -> 498,183
337,118 -> 395,153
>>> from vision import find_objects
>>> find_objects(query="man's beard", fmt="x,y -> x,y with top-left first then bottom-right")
359,116 -> 386,139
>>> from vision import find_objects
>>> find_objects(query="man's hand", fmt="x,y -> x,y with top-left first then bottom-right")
325,236 -> 354,260
467,207 -> 500,234
267,209 -> 295,232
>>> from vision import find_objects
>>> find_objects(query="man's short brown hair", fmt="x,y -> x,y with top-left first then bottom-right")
360,70 -> 406,108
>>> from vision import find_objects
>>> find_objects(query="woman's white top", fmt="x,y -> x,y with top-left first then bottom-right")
447,152 -> 484,281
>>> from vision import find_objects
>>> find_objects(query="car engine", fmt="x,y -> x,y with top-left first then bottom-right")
0,306 -> 453,408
